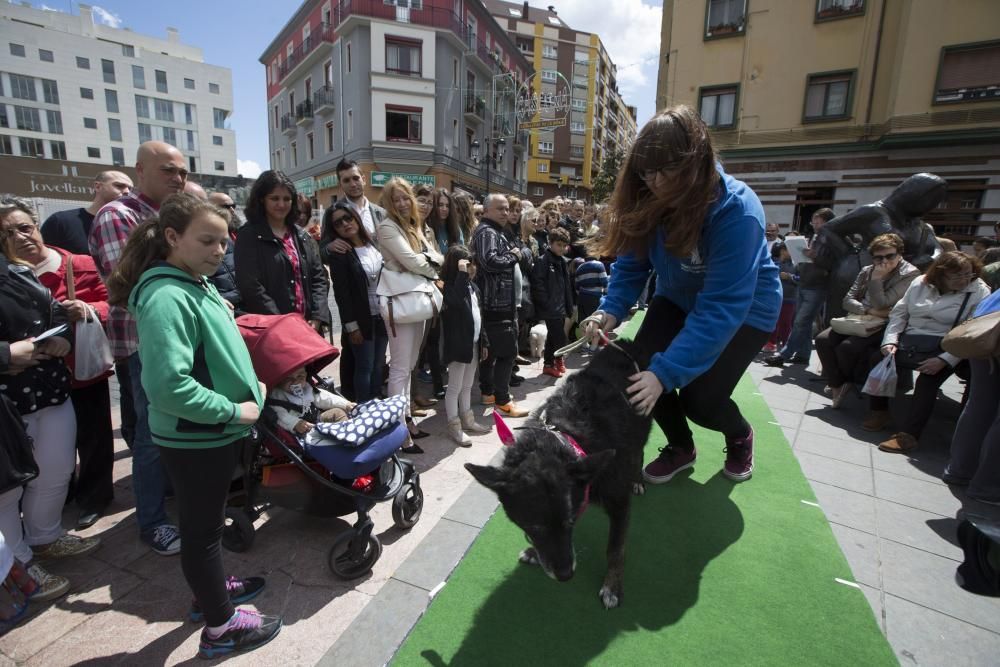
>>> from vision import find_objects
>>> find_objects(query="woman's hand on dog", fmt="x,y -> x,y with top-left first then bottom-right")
627,371 -> 663,416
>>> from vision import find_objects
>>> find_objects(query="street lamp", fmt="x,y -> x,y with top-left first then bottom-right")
471,136 -> 506,196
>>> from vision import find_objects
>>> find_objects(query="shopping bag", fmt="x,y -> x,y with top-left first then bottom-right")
74,305 -> 114,381
862,354 -> 897,398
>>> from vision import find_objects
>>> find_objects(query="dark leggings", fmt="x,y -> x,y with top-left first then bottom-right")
869,361 -> 957,438
543,318 -> 567,365
634,296 -> 771,452
158,441 -> 242,626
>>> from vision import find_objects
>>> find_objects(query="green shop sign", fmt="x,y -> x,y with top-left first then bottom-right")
370,171 -> 436,188
315,173 -> 339,190
293,177 -> 315,197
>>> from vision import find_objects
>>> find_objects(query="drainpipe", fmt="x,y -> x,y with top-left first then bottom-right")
864,0 -> 887,129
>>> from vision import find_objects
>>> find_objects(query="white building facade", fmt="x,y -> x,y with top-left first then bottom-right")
0,1 -> 237,175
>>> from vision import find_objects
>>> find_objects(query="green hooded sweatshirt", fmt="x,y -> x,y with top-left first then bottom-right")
129,264 -> 263,448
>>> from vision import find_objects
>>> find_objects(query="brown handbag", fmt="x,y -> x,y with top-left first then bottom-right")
942,310 -> 1000,360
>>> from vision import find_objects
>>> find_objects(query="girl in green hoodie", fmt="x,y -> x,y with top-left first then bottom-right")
108,193 -> 281,659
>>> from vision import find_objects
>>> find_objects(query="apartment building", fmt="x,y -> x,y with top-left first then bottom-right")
486,0 -> 638,202
656,0 -> 1000,241
261,0 -> 533,207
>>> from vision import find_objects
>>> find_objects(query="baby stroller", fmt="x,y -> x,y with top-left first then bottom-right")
226,313 -> 423,579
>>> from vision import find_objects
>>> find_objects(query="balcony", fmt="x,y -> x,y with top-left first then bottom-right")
332,0 -> 465,49
313,85 -> 335,114
278,22 -> 335,81
464,92 -> 485,123
295,100 -> 314,125
280,113 -> 296,136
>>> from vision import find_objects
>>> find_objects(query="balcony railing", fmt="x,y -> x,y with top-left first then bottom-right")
463,93 -> 485,119
332,0 -> 465,48
278,23 -> 335,80
313,85 -> 336,113
295,100 -> 314,123
280,113 -> 296,134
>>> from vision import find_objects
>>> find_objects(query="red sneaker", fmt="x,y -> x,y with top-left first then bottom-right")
642,446 -> 697,484
543,365 -> 561,378
555,357 -> 566,374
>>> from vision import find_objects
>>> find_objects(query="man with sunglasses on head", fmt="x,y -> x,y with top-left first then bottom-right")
89,141 -> 188,557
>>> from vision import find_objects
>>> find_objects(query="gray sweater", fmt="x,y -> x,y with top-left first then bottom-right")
843,260 -> 920,315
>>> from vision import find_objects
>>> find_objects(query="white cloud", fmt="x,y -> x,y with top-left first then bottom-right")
40,4 -> 58,11
91,6 -> 123,28
237,159 -> 263,179
543,0 -> 662,122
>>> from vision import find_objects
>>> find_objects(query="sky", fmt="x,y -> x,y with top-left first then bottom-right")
35,1 -> 663,178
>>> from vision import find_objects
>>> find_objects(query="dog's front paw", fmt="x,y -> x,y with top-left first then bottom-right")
632,482 -> 645,496
519,547 -> 540,566
598,584 -> 621,609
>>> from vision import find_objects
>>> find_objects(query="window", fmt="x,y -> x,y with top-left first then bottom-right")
934,41 -> 1000,104
189,156 -> 197,173
574,49 -> 590,64
386,105 -> 421,143
570,145 -> 584,157
816,0 -> 865,21
83,117 -> 98,129
102,59 -> 116,84
347,42 -> 352,73
42,79 -> 59,105
162,126 -> 176,145
215,161 -> 225,171
50,140 -> 66,160
135,95 -> 150,118
10,75 -> 36,101
108,118 -> 122,141
572,98 -> 586,111
209,82 -> 220,94
9,43 -> 25,57
112,146 -> 125,165
184,103 -> 194,125
213,108 -> 228,129
386,38 -> 421,76
699,84 -> 738,127
0,106 -> 6,128
14,106 -> 41,131
155,70 -> 167,93
80,87 -> 94,100
347,109 -> 353,142
325,121 -> 334,151
273,105 -> 279,129
533,186 -> 544,196
541,70 -> 557,82
705,0 -> 746,38
46,109 -> 62,134
186,129 -> 195,150
306,132 -> 314,160
570,121 -> 585,134
804,71 -> 853,121
290,142 -> 297,167
184,78 -> 195,90
105,89 -> 119,113
536,162 -> 549,172
132,65 -> 145,89
76,56 -> 90,69
0,135 -> 10,155
212,135 -> 223,146
86,146 -> 100,158
122,44 -> 135,57
154,98 -> 174,122
538,141 -> 554,154
138,122 -> 152,142
542,45 -> 557,59
21,137 -> 44,157
39,49 -> 54,63
324,61 -> 333,86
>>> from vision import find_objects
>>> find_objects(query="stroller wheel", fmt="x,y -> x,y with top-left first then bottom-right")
222,507 -> 255,553
392,482 -> 424,529
328,531 -> 382,579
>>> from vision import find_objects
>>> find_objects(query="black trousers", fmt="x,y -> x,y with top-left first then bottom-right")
115,362 -> 136,448
479,316 -> 517,405
159,441 -> 242,627
419,320 -> 445,392
543,318 -> 567,366
633,296 -> 771,451
71,379 -> 115,513
814,327 -> 884,388
869,361 -> 959,438
339,333 -> 355,400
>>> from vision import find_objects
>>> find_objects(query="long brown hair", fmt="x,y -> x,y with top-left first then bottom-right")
923,251 -> 982,294
379,178 -> 426,253
107,193 -> 226,306
451,194 -> 477,241
428,188 -> 462,246
591,105 -> 720,259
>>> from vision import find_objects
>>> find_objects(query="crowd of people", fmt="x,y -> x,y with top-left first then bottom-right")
1,107 -> 999,656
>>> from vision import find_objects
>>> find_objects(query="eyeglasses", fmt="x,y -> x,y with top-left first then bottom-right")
638,161 -> 683,182
159,165 -> 189,180
872,252 -> 898,262
331,215 -> 352,227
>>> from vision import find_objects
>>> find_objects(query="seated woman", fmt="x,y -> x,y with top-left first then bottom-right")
872,251 -> 991,452
816,233 -> 919,408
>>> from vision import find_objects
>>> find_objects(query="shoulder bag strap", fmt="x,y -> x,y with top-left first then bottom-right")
952,292 -> 972,328
64,254 -> 76,301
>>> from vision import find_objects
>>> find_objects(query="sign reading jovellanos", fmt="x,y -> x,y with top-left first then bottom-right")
0,156 -> 137,202
370,172 -> 436,188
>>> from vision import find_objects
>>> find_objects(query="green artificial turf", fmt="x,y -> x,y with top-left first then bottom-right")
393,315 -> 895,666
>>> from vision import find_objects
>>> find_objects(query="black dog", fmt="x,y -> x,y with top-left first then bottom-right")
466,339 -> 653,608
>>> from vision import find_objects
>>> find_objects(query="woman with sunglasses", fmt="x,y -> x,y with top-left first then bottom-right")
583,105 -> 781,485
815,233 -> 919,410
321,201 -> 387,403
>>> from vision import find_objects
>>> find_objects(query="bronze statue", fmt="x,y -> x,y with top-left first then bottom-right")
811,172 -> 945,320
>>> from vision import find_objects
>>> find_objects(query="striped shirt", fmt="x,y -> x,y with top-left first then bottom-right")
89,191 -> 159,359
575,259 -> 609,297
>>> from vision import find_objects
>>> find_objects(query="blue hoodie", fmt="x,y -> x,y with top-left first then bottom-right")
600,166 -> 781,392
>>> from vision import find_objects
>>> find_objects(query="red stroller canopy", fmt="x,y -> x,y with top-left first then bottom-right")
236,313 -> 340,388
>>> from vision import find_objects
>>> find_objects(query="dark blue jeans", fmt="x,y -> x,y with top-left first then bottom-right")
351,317 -> 389,403
128,352 -> 170,539
780,287 -> 826,360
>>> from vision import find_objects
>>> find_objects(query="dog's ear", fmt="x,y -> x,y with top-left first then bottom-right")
465,463 -> 509,492
568,449 -> 616,483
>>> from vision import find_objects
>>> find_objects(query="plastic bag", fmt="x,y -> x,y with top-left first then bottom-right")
74,306 -> 113,381
862,354 -> 897,398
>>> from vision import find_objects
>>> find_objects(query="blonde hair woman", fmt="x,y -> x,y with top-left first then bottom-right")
377,178 -> 443,449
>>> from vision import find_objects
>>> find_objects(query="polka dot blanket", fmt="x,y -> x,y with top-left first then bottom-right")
312,395 -> 409,447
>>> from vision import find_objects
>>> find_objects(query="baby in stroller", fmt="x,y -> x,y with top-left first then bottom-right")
269,365 -> 356,442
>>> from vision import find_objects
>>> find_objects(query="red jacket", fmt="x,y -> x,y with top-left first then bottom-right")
37,247 -> 112,388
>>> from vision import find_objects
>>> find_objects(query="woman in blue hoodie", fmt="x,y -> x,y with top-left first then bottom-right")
585,106 -> 781,485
